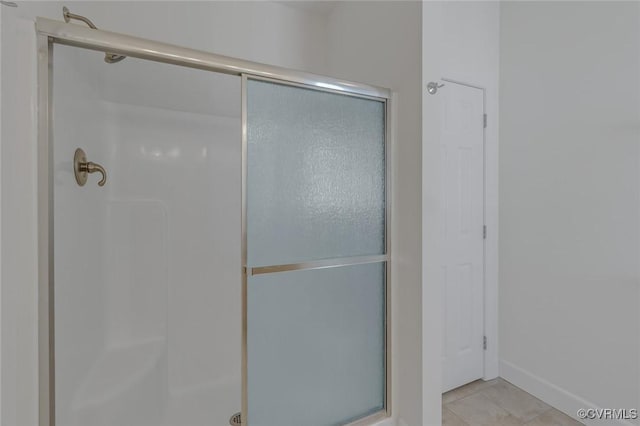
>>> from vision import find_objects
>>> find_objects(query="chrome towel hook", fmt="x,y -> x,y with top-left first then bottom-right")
74,148 -> 107,187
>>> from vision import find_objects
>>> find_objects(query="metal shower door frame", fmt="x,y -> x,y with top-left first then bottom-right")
36,16 -> 392,426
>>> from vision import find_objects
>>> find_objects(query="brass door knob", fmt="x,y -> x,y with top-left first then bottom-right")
74,148 -> 107,187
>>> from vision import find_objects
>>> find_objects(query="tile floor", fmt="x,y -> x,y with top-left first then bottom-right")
442,378 -> 584,426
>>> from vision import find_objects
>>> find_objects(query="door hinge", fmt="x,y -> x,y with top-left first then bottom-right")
483,113 -> 487,129
483,336 -> 487,350
483,225 -> 487,239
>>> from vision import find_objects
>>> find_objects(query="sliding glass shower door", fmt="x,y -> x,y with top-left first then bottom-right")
244,78 -> 389,426
43,22 -> 389,426
52,44 -> 242,426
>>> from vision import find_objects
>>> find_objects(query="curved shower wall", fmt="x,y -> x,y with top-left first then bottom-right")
52,44 -> 241,426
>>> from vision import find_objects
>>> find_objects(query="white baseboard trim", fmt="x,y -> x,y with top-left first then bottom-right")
500,360 -> 637,426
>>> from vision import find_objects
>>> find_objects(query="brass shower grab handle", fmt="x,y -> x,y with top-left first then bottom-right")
74,148 -> 107,187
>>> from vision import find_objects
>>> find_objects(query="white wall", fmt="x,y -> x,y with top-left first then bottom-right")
0,3 -> 3,423
422,2 -> 444,424
1,13 -> 39,426
325,3 -> 424,425
1,3 -> 329,425
441,1 -> 500,380
499,2 -> 640,424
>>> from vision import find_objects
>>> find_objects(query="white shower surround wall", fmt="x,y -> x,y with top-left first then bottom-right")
52,44 -> 242,426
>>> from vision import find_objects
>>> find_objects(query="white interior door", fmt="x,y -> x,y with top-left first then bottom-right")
441,81 -> 485,393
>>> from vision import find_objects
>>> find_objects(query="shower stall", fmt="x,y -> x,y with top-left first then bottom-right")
37,12 -> 390,426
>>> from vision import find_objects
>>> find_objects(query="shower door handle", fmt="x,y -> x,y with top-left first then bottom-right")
74,148 -> 107,187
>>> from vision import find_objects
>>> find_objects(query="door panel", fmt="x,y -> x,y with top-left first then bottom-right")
53,45 -> 241,426
441,81 -> 485,392
246,79 -> 386,267
245,78 -> 387,425
247,263 -> 385,426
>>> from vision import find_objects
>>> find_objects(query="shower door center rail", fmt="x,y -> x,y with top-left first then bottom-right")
36,16 -> 391,426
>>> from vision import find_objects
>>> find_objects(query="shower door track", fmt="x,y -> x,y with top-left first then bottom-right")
36,16 -> 392,426
36,18 -> 390,99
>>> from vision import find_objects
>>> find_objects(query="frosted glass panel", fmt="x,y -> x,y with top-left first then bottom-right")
247,263 -> 386,426
247,79 -> 385,267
